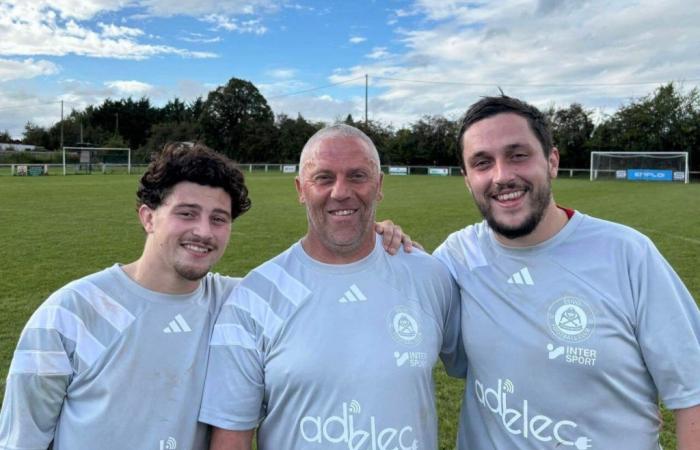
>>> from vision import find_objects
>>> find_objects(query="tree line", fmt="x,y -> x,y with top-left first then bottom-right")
6,78 -> 700,170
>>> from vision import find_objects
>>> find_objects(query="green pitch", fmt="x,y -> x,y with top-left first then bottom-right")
1,173 -> 698,448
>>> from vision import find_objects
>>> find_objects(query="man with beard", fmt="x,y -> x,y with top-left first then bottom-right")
199,124 -> 464,450
433,96 -> 700,449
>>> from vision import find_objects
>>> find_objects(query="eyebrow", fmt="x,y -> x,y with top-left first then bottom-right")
173,203 -> 232,218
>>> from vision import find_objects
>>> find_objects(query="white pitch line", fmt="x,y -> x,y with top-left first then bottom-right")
637,228 -> 700,246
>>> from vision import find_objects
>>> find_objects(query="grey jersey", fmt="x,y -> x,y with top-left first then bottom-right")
0,264 -> 238,450
434,212 -> 700,450
199,236 -> 463,450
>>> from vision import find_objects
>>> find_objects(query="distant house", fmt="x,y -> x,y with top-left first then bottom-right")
0,143 -> 40,151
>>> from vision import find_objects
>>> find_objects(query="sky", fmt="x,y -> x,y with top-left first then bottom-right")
1,0 -> 699,139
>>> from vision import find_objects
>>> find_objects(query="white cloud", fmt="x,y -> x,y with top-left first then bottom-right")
98,22 -> 144,38
266,68 -> 297,79
141,0 -> 279,17
202,14 -> 268,34
0,2 -> 218,60
325,0 -> 700,126
366,47 -> 391,60
180,33 -> 222,43
0,58 -> 59,82
349,36 -> 366,44
104,80 -> 155,96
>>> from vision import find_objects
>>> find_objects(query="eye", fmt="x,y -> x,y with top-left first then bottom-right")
512,152 -> 529,161
177,211 -> 195,218
211,216 -> 230,225
313,174 -> 334,184
349,172 -> 368,182
471,159 -> 491,170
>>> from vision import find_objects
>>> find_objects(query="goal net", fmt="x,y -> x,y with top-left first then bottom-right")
590,151 -> 689,184
62,147 -> 131,175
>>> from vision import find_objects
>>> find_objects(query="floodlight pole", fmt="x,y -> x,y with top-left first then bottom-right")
364,74 -> 368,126
60,100 -> 64,151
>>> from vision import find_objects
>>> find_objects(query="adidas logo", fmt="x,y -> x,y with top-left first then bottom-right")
507,267 -> 534,286
338,284 -> 367,303
163,314 -> 192,333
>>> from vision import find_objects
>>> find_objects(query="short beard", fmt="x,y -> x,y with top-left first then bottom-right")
475,178 -> 552,240
174,263 -> 210,281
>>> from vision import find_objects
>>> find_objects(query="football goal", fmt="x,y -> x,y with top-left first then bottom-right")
590,151 -> 689,184
62,147 -> 131,175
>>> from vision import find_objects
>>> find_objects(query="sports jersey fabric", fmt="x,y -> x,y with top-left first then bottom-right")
199,235 -> 463,450
433,211 -> 700,450
0,264 -> 238,450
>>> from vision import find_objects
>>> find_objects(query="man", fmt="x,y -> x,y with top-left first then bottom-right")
433,95 -> 700,449
0,142 -> 251,449
199,124 -> 464,450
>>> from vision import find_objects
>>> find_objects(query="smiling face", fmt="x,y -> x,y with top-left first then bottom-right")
295,135 -> 383,263
139,181 -> 232,292
461,112 -> 561,245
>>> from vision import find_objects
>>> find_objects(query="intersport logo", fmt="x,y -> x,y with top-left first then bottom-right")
299,401 -> 419,450
474,378 -> 592,449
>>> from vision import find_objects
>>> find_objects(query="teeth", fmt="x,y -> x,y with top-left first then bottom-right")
183,244 -> 209,253
496,191 -> 524,201
331,210 -> 355,216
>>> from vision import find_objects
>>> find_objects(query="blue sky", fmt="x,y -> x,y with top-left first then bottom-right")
1,0 -> 699,139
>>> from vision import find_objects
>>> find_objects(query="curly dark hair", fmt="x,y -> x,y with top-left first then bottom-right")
457,95 -> 553,169
137,142 -> 251,219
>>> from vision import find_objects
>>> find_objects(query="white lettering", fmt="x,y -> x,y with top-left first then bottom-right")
553,420 -> 578,446
300,416 -> 323,442
529,415 -> 553,442
474,378 -> 589,448
300,403 -> 418,450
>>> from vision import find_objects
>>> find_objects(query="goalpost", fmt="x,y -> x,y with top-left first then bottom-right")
62,147 -> 131,175
590,151 -> 689,184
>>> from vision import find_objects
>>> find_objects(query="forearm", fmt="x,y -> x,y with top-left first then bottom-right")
209,427 -> 255,450
675,405 -> 700,450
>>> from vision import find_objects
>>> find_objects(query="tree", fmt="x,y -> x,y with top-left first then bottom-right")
0,130 -> 14,143
199,78 -> 274,161
549,104 -> 594,168
401,116 -> 459,166
22,122 -> 51,149
275,114 -> 322,163
591,83 -> 700,170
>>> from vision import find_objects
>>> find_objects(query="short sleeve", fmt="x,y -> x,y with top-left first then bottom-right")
0,300 -> 76,449
633,239 -> 700,409
199,285 -> 266,431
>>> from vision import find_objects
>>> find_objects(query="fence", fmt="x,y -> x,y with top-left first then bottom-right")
1,163 -> 699,181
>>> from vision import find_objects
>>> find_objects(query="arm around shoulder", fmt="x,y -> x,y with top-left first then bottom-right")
676,404 -> 700,450
210,427 -> 255,450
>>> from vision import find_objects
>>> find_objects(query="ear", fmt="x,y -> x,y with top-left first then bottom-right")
548,147 -> 560,179
138,204 -> 156,233
376,172 -> 384,201
294,176 -> 305,203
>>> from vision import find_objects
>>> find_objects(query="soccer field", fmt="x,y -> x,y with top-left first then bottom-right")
1,173 -> 698,448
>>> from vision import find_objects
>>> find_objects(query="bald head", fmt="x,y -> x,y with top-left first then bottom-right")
299,124 -> 380,179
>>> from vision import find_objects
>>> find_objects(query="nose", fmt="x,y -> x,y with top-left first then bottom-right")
330,178 -> 351,200
192,217 -> 214,239
493,159 -> 515,186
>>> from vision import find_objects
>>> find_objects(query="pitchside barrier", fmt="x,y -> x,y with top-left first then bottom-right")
1,163 -> 698,181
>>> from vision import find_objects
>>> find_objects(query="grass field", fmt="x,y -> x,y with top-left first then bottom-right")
1,173 -> 698,448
